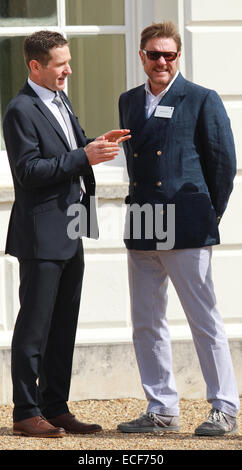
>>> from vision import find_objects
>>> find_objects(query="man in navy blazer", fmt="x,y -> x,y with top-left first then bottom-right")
3,30 -> 130,438
117,22 -> 240,436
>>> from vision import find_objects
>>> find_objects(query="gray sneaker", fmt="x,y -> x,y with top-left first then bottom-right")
195,408 -> 238,436
117,412 -> 180,433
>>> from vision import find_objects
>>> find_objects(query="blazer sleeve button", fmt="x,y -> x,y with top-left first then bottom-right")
156,181 -> 162,187
134,182 -> 138,187
157,150 -> 162,156
133,153 -> 138,158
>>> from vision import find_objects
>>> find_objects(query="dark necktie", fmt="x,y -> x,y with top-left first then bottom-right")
52,93 -> 77,149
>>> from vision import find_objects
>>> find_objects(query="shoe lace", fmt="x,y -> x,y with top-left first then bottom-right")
38,416 -> 46,421
131,413 -> 161,426
147,412 -> 167,427
208,409 -> 228,424
37,415 -> 49,426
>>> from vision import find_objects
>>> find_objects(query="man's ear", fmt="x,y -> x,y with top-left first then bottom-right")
139,50 -> 145,65
29,59 -> 41,74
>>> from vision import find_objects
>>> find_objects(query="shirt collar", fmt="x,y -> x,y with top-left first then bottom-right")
28,77 -> 56,103
145,70 -> 179,99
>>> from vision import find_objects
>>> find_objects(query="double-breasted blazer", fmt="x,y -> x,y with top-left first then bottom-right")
119,73 -> 236,250
3,81 -> 98,260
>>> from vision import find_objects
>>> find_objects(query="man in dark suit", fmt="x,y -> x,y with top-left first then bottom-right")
3,30 -> 130,438
117,22 -> 240,436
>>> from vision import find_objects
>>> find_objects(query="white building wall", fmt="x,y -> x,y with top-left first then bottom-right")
0,0 -> 242,404
182,0 -> 242,327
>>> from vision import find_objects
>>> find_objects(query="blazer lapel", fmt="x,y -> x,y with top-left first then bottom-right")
132,73 -> 187,152
151,72 -> 187,117
128,86 -> 147,151
133,86 -> 147,129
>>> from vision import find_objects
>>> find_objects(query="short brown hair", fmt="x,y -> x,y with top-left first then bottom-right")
24,30 -> 68,69
140,21 -> 182,52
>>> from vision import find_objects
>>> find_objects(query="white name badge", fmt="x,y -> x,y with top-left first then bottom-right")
154,105 -> 174,119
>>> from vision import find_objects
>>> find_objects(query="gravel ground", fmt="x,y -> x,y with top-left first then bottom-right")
0,398 -> 241,451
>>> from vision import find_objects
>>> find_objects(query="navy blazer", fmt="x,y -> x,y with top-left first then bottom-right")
3,81 -> 98,260
119,73 -> 236,250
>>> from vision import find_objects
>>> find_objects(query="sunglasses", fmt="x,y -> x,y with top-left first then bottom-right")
142,50 -> 178,62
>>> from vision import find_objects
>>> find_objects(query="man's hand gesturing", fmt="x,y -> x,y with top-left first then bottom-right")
84,129 -> 131,166
84,137 -> 119,165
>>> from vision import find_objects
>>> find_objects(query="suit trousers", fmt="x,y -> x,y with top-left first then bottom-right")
11,242 -> 84,422
128,247 -> 240,417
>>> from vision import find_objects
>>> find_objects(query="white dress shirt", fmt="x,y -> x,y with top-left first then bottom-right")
27,78 -> 71,145
145,71 -> 179,118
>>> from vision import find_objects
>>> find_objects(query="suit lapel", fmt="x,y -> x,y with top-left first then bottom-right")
60,91 -> 87,147
33,98 -> 71,149
69,111 -> 87,147
20,82 -> 86,149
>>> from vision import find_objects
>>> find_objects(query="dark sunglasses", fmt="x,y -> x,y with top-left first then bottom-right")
142,50 -> 178,62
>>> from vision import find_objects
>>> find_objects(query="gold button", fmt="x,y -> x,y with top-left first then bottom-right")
133,152 -> 138,158
134,182 -> 138,187
156,181 -> 162,187
157,150 -> 162,156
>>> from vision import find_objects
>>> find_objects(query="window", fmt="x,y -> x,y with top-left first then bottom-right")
68,34 -> 126,138
66,0 -> 124,26
0,0 -> 134,179
0,0 -> 57,27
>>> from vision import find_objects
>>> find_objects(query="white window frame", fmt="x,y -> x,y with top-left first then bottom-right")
0,0 -> 138,185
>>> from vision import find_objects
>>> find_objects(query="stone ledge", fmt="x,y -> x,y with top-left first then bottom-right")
0,182 -> 128,203
1,336 -> 242,404
0,187 -> 14,203
1,323 -> 242,349
97,182 -> 128,199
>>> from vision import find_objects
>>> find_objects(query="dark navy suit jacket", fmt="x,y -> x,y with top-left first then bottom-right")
119,73 -> 236,250
3,81 -> 98,259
